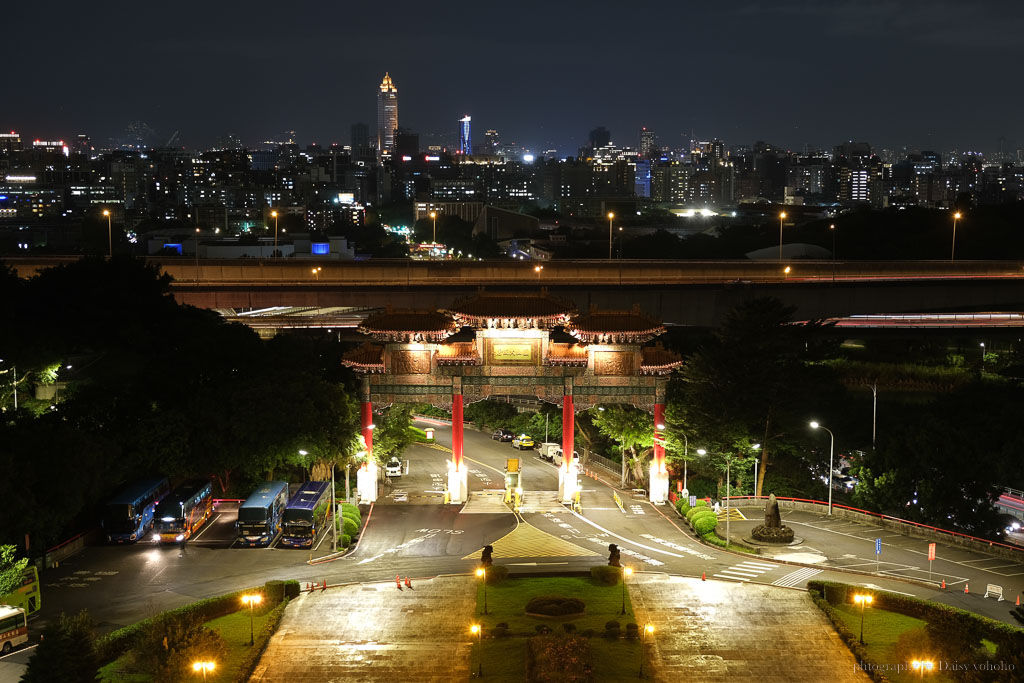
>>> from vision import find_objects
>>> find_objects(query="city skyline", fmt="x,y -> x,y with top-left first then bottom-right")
3,1 -> 1023,155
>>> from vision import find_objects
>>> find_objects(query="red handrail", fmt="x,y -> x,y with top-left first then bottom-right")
727,495 -> 1024,553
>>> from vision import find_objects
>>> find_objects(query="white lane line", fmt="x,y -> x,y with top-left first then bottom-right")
191,514 -> 221,541
736,561 -> 778,569
719,568 -> 762,577
568,510 -> 687,558
714,573 -> 751,582
772,568 -> 822,587
0,643 -> 38,660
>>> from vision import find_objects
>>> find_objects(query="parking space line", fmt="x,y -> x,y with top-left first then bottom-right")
191,514 -> 220,541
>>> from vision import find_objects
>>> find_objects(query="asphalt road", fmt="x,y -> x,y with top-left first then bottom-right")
4,418 -> 1022,681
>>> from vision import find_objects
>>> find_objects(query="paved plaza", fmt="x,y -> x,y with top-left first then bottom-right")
250,576 -> 477,682
631,573 -> 870,682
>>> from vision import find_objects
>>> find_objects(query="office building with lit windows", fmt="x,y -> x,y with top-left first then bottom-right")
376,73 -> 398,155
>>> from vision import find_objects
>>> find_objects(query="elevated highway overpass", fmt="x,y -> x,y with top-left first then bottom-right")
9,257 -> 1024,327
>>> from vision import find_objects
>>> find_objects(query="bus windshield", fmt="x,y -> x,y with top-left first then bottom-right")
238,508 -> 268,523
282,509 -> 313,526
102,504 -> 136,533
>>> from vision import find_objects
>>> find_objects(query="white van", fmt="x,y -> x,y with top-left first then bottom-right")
538,443 -> 561,462
385,458 -> 403,477
552,448 -> 580,468
0,605 -> 27,654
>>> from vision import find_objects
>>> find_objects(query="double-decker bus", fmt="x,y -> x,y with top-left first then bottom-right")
236,481 -> 289,547
0,567 -> 40,614
103,478 -> 171,543
280,481 -> 332,548
0,606 -> 28,654
153,480 -> 213,543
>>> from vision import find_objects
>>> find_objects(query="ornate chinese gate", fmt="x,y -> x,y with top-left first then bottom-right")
342,292 -> 682,505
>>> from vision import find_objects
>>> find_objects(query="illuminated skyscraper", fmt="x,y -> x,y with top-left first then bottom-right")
376,73 -> 398,154
639,127 -> 656,159
458,115 -> 471,155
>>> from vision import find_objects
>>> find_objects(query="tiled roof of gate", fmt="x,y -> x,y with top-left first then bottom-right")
436,342 -> 480,365
341,343 -> 385,373
358,310 -> 458,341
640,345 -> 684,375
446,292 -> 575,327
546,343 -> 588,366
567,309 -> 665,343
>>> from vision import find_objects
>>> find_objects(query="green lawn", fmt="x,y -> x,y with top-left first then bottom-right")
831,603 -> 955,683
97,608 -> 275,682
473,576 -> 645,681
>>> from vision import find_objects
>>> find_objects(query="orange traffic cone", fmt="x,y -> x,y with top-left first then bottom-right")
395,574 -> 402,589
404,576 -> 412,588
941,579 -> 945,590
701,572 -> 706,581
964,584 -> 969,594
1016,594 -> 1020,606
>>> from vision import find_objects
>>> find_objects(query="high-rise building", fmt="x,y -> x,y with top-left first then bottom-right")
484,129 -> 499,154
376,73 -> 398,155
0,131 -> 21,153
589,127 -> 611,150
459,115 -> 472,155
639,127 -> 656,159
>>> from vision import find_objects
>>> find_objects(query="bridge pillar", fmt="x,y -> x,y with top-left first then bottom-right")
649,400 -> 669,505
448,387 -> 468,504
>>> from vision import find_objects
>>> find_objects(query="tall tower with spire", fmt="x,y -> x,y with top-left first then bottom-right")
376,73 -> 398,155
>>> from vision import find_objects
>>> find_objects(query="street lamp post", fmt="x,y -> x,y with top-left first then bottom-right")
853,594 -> 873,644
470,624 -> 483,677
680,432 -> 689,497
102,209 -> 112,258
241,594 -> 262,645
271,210 -> 279,257
911,660 -> 934,679
194,227 -> 200,283
830,223 -> 836,282
951,211 -> 961,261
476,567 -> 488,614
810,421 -> 835,515
607,212 -> 615,260
618,226 -> 623,259
751,443 -> 761,497
725,454 -> 732,548
980,342 -> 986,371
312,266 -> 322,281
430,211 -> 437,245
620,566 -> 632,615
778,211 -> 787,261
192,661 -> 215,681
639,623 -> 654,678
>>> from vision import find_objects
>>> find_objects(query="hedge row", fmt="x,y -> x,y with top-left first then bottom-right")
590,565 -> 622,586
94,580 -> 296,665
675,498 -> 707,516
231,598 -> 290,682
806,585 -> 891,683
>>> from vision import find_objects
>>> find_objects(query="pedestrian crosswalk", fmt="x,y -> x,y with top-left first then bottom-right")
713,560 -> 778,582
460,490 -> 510,514
519,490 -> 568,514
771,567 -> 822,588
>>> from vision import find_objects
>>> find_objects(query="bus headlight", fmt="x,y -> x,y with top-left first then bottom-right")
175,534 -> 184,541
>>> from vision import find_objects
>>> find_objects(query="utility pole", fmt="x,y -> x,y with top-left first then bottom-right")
331,462 -> 338,552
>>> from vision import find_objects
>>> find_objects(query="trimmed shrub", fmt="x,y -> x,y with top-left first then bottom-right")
693,514 -> 718,536
485,565 -> 509,584
604,627 -> 621,640
340,503 -> 361,521
562,623 -> 577,634
590,565 -> 621,586
492,624 -> 509,638
535,624 -> 553,634
676,499 -> 690,516
341,534 -> 352,548
605,620 -> 621,631
525,595 -> 585,617
625,623 -> 639,640
282,580 -> 300,599
690,508 -> 717,525
581,628 -> 596,638
341,516 -> 359,538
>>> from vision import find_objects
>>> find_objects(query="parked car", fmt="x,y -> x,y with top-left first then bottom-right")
491,429 -> 514,442
552,448 -> 580,467
385,458 -> 403,477
512,434 -> 535,450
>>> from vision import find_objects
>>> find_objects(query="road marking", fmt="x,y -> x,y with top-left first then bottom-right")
0,643 -> 37,661
772,567 -> 822,587
568,509 -> 687,559
191,514 -> 221,541
861,582 -> 915,596
638,534 -> 716,561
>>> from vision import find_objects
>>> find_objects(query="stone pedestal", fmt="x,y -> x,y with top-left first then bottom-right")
447,461 -> 469,504
558,460 -> 580,504
649,463 -> 669,505
357,461 -> 378,504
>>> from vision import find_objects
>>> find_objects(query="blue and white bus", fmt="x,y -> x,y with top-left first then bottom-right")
103,478 -> 171,543
154,480 -> 214,543
236,481 -> 289,547
280,481 -> 332,548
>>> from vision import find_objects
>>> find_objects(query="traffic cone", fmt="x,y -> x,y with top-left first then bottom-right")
395,574 -> 402,589
701,572 -> 706,581
964,584 -> 969,594
1016,594 -> 1020,606
404,576 -> 412,588
941,579 -> 946,589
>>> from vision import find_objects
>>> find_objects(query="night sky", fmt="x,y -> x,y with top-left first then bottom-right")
6,1 -> 1023,155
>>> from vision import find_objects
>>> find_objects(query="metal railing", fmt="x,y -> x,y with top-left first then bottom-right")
585,451 -> 620,476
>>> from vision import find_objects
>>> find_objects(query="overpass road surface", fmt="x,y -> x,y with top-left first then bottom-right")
4,421 -> 1021,680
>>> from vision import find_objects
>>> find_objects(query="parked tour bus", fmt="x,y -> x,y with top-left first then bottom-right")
280,481 -> 332,549
103,478 -> 171,543
0,605 -> 28,654
153,480 -> 214,543
0,567 -> 40,615
236,481 -> 289,547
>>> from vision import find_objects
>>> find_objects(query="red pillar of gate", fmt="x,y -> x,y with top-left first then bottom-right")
361,400 -> 373,456
653,403 -> 666,470
452,394 -> 464,470
562,396 -> 574,469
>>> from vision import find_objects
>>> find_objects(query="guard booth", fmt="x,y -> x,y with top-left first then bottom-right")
504,458 -> 522,510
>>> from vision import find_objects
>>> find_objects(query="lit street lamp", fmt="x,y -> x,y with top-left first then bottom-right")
853,593 -> 873,644
810,421 -> 835,515
194,227 -> 201,283
778,211 -> 787,261
430,211 -> 437,245
607,211 -> 615,260
476,567 -> 488,614
980,342 -> 986,370
830,223 -> 837,281
911,659 -> 934,678
192,661 -> 216,681
621,566 -> 633,615
241,593 -> 263,645
271,210 -> 279,257
951,211 -> 961,261
102,209 -> 112,258
311,266 -> 322,281
470,623 -> 483,677
639,622 -> 654,678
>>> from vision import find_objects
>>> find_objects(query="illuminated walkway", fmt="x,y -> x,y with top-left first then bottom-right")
631,574 -> 870,682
